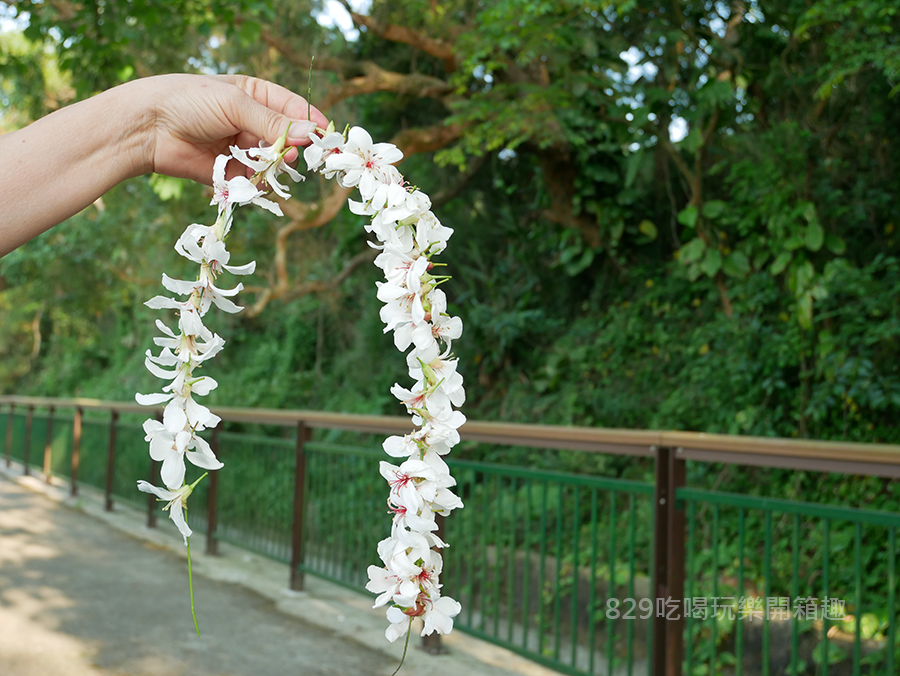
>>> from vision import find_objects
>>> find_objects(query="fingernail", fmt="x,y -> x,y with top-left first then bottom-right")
287,120 -> 318,141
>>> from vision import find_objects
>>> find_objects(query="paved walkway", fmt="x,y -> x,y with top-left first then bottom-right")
0,469 -> 557,676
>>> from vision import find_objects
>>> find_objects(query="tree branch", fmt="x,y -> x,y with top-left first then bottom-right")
336,0 -> 457,72
318,63 -> 452,111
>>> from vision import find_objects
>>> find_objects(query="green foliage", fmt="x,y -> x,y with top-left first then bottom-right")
1,0 -> 898,449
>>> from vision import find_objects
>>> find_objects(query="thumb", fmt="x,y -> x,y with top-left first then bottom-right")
227,93 -> 318,147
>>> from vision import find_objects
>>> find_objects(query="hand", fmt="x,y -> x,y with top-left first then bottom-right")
136,73 -> 330,184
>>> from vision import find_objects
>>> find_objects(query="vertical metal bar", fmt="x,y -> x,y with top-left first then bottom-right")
763,510 -> 771,676
71,407 -> 82,497
607,491 -> 616,676
710,504 -> 719,676
481,471 -> 491,631
495,474 -> 504,640
104,410 -> 118,511
554,484 -> 564,660
5,403 -> 14,467
570,486 -> 580,668
822,518 -> 830,676
206,427 -> 220,556
651,446 -> 670,676
146,457 -> 159,528
736,507 -> 745,676
790,514 -> 800,675
686,500 -> 696,676
666,450 -> 686,676
508,476 -> 517,646
538,480 -> 548,655
43,405 -> 54,482
23,405 -> 33,475
889,527 -> 896,675
853,522 -> 862,676
588,488 -> 598,675
627,493 -> 636,676
523,479 -> 533,651
289,420 -> 310,591
467,469 -> 480,627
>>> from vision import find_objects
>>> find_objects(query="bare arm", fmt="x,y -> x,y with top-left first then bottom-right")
0,73 -> 329,257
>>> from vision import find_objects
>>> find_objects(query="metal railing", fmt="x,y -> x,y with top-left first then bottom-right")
1,394 -> 898,676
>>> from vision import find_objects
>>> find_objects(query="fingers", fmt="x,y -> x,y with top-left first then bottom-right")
217,74 -> 329,146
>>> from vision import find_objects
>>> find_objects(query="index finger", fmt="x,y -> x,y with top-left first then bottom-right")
218,74 -> 330,137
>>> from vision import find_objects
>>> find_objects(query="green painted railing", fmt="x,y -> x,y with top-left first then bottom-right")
1,396 -> 899,676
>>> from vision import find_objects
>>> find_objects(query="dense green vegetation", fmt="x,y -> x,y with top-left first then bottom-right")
1,0 -> 897,445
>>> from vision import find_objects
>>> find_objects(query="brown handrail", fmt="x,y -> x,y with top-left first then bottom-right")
1,394 -> 898,475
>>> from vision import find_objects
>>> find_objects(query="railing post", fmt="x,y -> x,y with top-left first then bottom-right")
666,448 -> 687,676
5,403 -> 14,468
104,410 -> 118,511
290,420 -> 311,591
206,427 -> 220,556
652,445 -> 670,676
44,405 -> 54,482
23,404 -> 34,475
71,407 -> 82,497
147,458 -> 159,528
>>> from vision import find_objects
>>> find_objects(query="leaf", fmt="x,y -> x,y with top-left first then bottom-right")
609,220 -> 624,246
678,205 -> 699,229
723,251 -> 751,278
784,236 -> 805,251
638,220 -> 658,240
680,237 -> 706,264
770,252 -> 792,275
701,200 -> 728,220
682,127 -> 703,153
753,250 -> 770,270
625,151 -> 644,188
701,249 -> 722,276
798,292 -> 814,329
806,220 -> 824,251
239,20 -> 261,47
148,174 -> 185,201
825,234 -> 846,255
802,202 -> 818,223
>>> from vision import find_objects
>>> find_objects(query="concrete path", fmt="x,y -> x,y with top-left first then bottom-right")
0,469 -> 559,676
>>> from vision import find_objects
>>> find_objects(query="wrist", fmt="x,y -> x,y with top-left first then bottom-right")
103,78 -> 159,179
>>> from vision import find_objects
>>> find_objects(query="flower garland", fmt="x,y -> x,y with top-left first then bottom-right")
135,122 -> 464,644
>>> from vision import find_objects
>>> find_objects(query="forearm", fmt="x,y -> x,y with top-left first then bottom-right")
0,83 -> 151,257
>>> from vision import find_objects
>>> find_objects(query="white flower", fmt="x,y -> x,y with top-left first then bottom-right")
135,374 -> 220,431
324,126 -> 403,198
422,595 -> 462,636
408,355 -> 466,407
304,130 -> 345,175
175,224 -> 257,277
210,154 -> 278,214
137,480 -> 203,545
161,272 -> 245,315
230,143 -> 303,202
412,288 -> 463,355
152,320 -> 224,364
385,606 -> 412,642
141,419 -> 223,489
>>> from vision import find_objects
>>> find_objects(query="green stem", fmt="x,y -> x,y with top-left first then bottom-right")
390,618 -> 413,676
186,534 -> 201,637
307,55 -> 315,124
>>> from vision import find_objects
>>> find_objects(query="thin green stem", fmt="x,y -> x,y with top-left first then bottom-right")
390,618 -> 413,676
186,534 -> 201,637
307,55 -> 315,124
